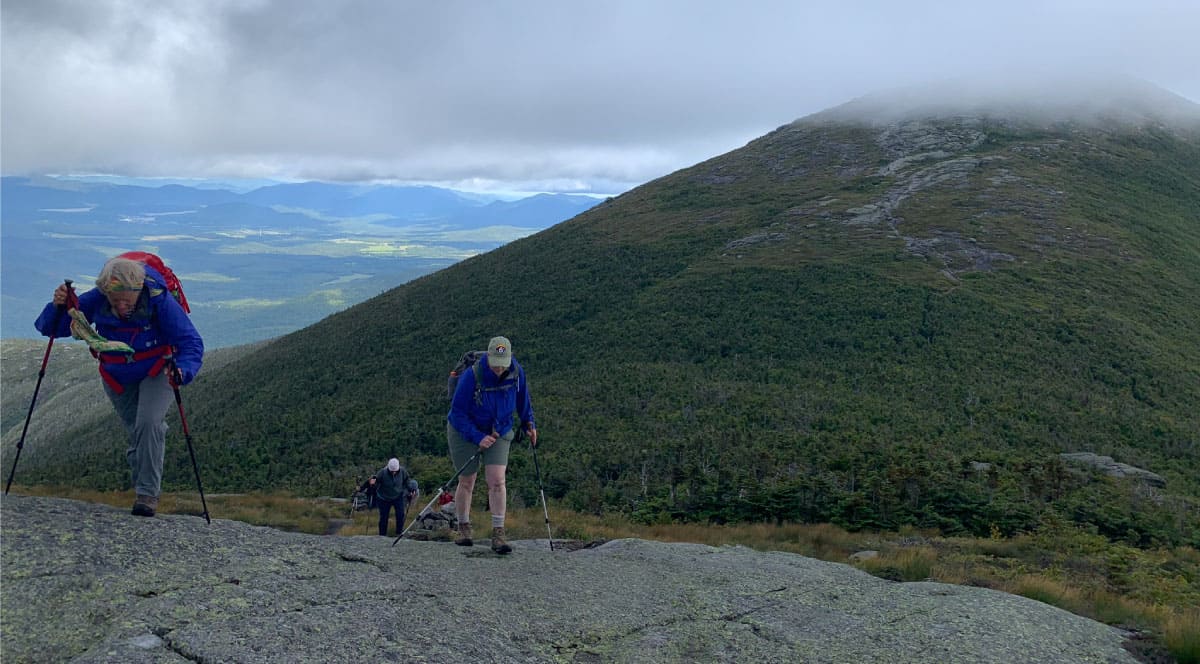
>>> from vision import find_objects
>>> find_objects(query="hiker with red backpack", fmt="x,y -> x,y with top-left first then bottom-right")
446,336 -> 536,554
34,254 -> 203,517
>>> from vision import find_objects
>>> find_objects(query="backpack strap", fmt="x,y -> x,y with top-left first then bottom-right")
93,345 -> 173,395
472,361 -> 484,405
471,359 -> 518,405
87,290 -> 175,394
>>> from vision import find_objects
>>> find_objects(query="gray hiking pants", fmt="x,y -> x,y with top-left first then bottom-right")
104,372 -> 172,498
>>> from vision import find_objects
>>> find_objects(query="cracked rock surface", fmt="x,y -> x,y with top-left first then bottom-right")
2,495 -> 1137,663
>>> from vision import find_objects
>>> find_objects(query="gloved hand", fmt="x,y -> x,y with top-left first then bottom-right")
170,366 -> 193,387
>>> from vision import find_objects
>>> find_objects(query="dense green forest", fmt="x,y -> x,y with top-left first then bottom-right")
8,103 -> 1199,547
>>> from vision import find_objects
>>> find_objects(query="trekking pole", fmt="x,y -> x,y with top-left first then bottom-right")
5,279 -> 73,495
393,450 -> 481,546
400,494 -> 414,538
168,360 -> 211,524
402,483 -> 419,532
523,428 -> 555,551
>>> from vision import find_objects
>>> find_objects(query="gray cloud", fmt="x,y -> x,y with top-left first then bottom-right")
3,0 -> 1197,193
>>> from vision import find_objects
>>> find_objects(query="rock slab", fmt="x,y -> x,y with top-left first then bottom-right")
1,495 -> 1138,663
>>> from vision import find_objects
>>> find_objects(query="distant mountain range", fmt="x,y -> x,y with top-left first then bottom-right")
0,176 -> 602,347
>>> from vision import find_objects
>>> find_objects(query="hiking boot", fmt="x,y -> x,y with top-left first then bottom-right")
491,527 -> 512,555
454,522 -> 473,547
131,494 -> 158,517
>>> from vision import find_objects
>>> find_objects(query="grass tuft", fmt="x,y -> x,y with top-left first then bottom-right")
1162,608 -> 1200,664
856,546 -> 937,582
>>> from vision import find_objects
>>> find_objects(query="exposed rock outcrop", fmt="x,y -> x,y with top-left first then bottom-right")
1,495 -> 1139,663
1060,452 -> 1168,487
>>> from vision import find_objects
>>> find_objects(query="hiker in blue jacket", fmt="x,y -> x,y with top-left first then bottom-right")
35,256 -> 203,517
447,335 -> 536,554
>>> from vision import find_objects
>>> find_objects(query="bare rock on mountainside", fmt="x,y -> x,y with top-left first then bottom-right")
719,79 -> 1200,277
1061,452 -> 1168,487
1,495 -> 1140,663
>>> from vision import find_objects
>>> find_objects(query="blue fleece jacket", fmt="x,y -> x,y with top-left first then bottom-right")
34,267 -> 204,385
447,354 -> 535,446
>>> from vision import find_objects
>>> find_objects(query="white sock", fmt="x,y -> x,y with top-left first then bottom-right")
491,514 -> 504,529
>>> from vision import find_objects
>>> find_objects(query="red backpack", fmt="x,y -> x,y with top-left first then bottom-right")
117,251 -> 190,313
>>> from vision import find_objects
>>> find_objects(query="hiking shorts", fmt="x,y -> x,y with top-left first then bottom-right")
447,422 -> 513,475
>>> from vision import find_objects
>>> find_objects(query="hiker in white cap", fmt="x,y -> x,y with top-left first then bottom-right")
364,457 -> 417,536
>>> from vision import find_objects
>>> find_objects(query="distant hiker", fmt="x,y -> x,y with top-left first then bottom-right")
447,336 -> 537,554
34,256 -> 204,517
364,458 -> 418,536
351,475 -> 376,511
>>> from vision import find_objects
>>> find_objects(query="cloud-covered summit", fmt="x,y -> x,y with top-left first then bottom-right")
814,74 -> 1200,127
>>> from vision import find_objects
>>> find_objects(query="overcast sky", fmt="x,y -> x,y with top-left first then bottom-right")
3,0 -> 1198,195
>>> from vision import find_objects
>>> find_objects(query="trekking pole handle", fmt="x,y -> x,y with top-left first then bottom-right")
54,279 -> 75,308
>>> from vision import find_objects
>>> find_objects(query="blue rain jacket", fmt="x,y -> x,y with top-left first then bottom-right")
447,354 -> 535,446
34,266 -> 204,386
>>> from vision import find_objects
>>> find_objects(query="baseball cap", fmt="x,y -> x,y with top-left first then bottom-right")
487,336 -> 512,368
